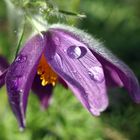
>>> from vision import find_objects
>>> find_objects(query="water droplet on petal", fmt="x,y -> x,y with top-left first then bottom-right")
9,76 -> 23,95
72,70 -> 82,80
16,55 -> 27,63
88,66 -> 104,83
54,36 -> 60,46
67,45 -> 86,59
54,53 -> 63,68
19,89 -> 23,94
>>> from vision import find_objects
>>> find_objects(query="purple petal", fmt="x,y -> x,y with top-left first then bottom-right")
102,65 -> 124,87
32,75 -> 53,109
0,70 -> 7,88
49,24 -> 140,103
5,34 -> 47,129
92,51 -> 140,103
58,77 -> 68,88
0,56 -> 9,88
45,28 -> 108,116
0,55 -> 9,71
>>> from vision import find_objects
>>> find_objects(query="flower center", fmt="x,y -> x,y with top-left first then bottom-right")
37,54 -> 58,86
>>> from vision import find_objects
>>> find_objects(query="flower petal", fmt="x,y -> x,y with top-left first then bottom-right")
92,51 -> 140,103
0,56 -> 9,88
58,77 -> 68,88
5,34 -> 47,129
45,28 -> 108,116
49,24 -> 140,103
32,75 -> 53,109
102,65 -> 124,87
0,70 -> 7,88
0,55 -> 9,72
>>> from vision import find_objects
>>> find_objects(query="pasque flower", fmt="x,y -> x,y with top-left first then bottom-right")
0,24 -> 140,129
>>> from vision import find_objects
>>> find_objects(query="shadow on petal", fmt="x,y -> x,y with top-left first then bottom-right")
91,50 -> 140,103
32,74 -> 53,109
0,56 -> 9,88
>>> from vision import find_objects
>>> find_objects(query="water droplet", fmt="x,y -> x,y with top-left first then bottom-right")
88,66 -> 104,83
0,71 -> 2,75
54,36 -> 60,46
67,45 -> 82,59
16,55 -> 27,63
19,89 -> 23,94
9,76 -> 23,95
72,70 -> 82,80
54,53 -> 63,68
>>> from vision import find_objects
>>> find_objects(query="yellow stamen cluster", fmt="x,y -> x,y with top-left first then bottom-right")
37,54 -> 58,86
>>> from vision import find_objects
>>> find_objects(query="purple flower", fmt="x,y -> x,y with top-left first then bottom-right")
0,24 -> 140,129
0,56 -> 9,88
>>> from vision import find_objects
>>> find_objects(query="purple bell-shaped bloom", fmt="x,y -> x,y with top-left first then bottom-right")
0,24 -> 139,129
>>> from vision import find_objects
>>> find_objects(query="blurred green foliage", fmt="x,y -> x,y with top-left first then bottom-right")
0,0 -> 140,140
79,0 -> 140,75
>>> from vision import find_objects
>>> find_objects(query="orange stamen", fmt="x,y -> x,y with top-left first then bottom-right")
37,54 -> 58,86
